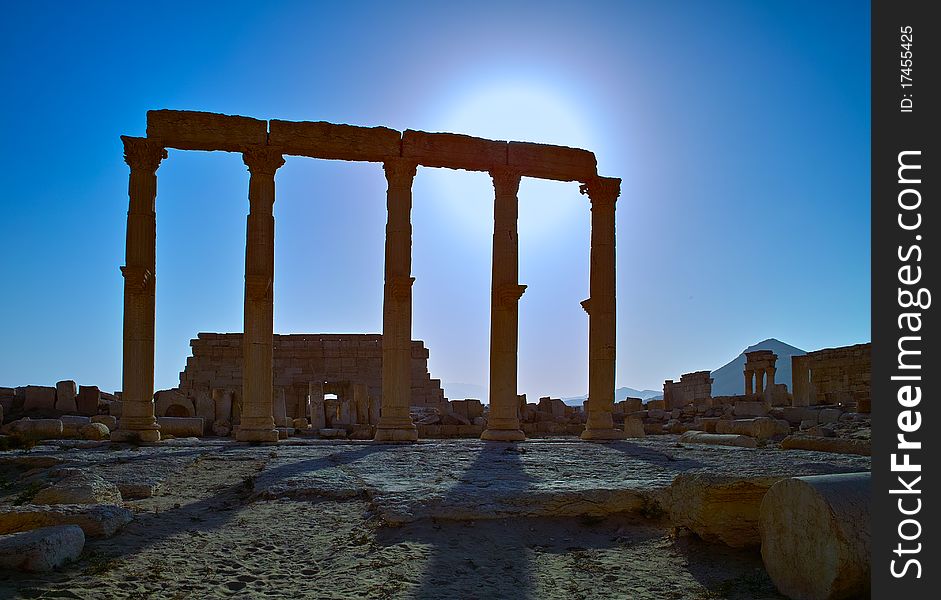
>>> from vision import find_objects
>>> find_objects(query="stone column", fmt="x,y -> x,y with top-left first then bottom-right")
580,177 -> 625,440
113,136 -> 166,444
375,158 -> 419,442
482,168 -> 526,442
767,366 -> 777,389
755,369 -> 765,395
309,381 -> 326,430
236,146 -> 284,443
744,369 -> 754,395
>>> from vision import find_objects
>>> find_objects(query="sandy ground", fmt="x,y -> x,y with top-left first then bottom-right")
0,437 -> 869,599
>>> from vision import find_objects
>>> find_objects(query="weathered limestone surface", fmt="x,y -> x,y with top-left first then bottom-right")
792,343 -> 871,412
760,473 -> 870,600
669,473 -> 785,547
2,419 -> 63,440
32,470 -> 123,505
178,334 -> 446,419
663,371 -> 713,410
507,141 -> 597,181
0,525 -> 84,572
79,423 -> 110,440
0,504 -> 132,538
154,389 -> 194,418
146,109 -> 267,152
54,381 -> 77,412
156,417 -> 204,438
76,385 -> 100,416
269,120 -> 401,162
22,386 -> 56,412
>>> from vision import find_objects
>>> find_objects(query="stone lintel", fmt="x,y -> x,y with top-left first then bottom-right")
268,120 -> 401,162
402,130 -> 507,172
146,110 -> 267,152
507,141 -> 597,182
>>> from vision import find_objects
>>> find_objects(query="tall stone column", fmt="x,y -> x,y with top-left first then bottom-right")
236,146 -> 284,443
767,366 -> 777,389
580,177 -> 625,440
113,136 -> 166,444
744,369 -> 754,395
309,381 -> 326,430
755,369 -> 765,395
482,168 -> 526,441
375,158 -> 419,442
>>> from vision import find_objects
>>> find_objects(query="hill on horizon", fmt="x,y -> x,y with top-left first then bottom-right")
709,338 -> 807,396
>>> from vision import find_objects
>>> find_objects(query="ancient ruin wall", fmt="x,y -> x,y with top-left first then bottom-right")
791,343 -> 871,411
178,333 -> 446,419
663,371 -> 713,410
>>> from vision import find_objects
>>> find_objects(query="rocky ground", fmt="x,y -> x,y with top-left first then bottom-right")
0,437 -> 870,599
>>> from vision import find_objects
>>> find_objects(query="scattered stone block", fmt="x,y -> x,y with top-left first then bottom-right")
292,418 -> 309,431
318,428 -> 347,439
23,386 -> 56,412
0,525 -> 84,572
76,386 -> 100,416
155,389 -> 193,418
622,416 -> 645,438
54,381 -> 77,412
780,435 -> 870,456
212,419 -> 231,437
90,415 -> 117,430
60,415 -> 91,438
118,482 -> 159,500
32,470 -> 122,505
818,408 -> 842,424
669,473 -> 784,547
760,473 -> 870,600
156,417 -> 203,438
733,401 -> 769,418
79,423 -> 110,440
2,418 -> 63,440
195,393 -> 214,433
0,504 -> 132,538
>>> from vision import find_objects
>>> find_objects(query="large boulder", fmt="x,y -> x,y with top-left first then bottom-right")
760,473 -> 870,600
79,422 -> 110,440
669,473 -> 784,547
32,469 -> 123,505
0,504 -> 132,538
0,525 -> 84,572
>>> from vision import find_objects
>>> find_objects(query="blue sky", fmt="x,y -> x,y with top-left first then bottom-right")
0,0 -> 870,399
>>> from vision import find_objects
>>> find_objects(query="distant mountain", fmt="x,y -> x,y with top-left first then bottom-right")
710,338 -> 806,396
562,386 -> 661,406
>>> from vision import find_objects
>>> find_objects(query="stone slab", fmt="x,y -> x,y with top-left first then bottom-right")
146,109 -> 268,152
268,120 -> 401,162
507,141 -> 597,181
402,129 -> 507,171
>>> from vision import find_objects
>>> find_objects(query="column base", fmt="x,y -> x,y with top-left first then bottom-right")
236,428 -> 280,443
374,426 -> 419,442
480,428 -> 526,442
111,429 -> 161,443
580,428 -> 627,441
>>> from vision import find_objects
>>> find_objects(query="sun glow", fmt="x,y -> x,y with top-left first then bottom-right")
419,82 -> 597,241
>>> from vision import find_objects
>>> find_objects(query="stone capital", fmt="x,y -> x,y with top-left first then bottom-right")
388,275 -> 416,301
494,283 -> 527,308
245,273 -> 273,301
242,146 -> 285,176
580,298 -> 591,315
122,136 -> 167,173
120,265 -> 154,292
383,158 -> 418,188
489,167 -> 522,197
579,176 -> 621,208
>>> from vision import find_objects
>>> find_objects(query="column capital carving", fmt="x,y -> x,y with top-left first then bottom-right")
383,158 -> 418,188
122,136 -> 167,173
489,167 -> 522,197
579,176 -> 621,207
494,283 -> 527,308
120,265 -> 154,292
242,146 -> 285,176
388,275 -> 415,301
245,273 -> 273,301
